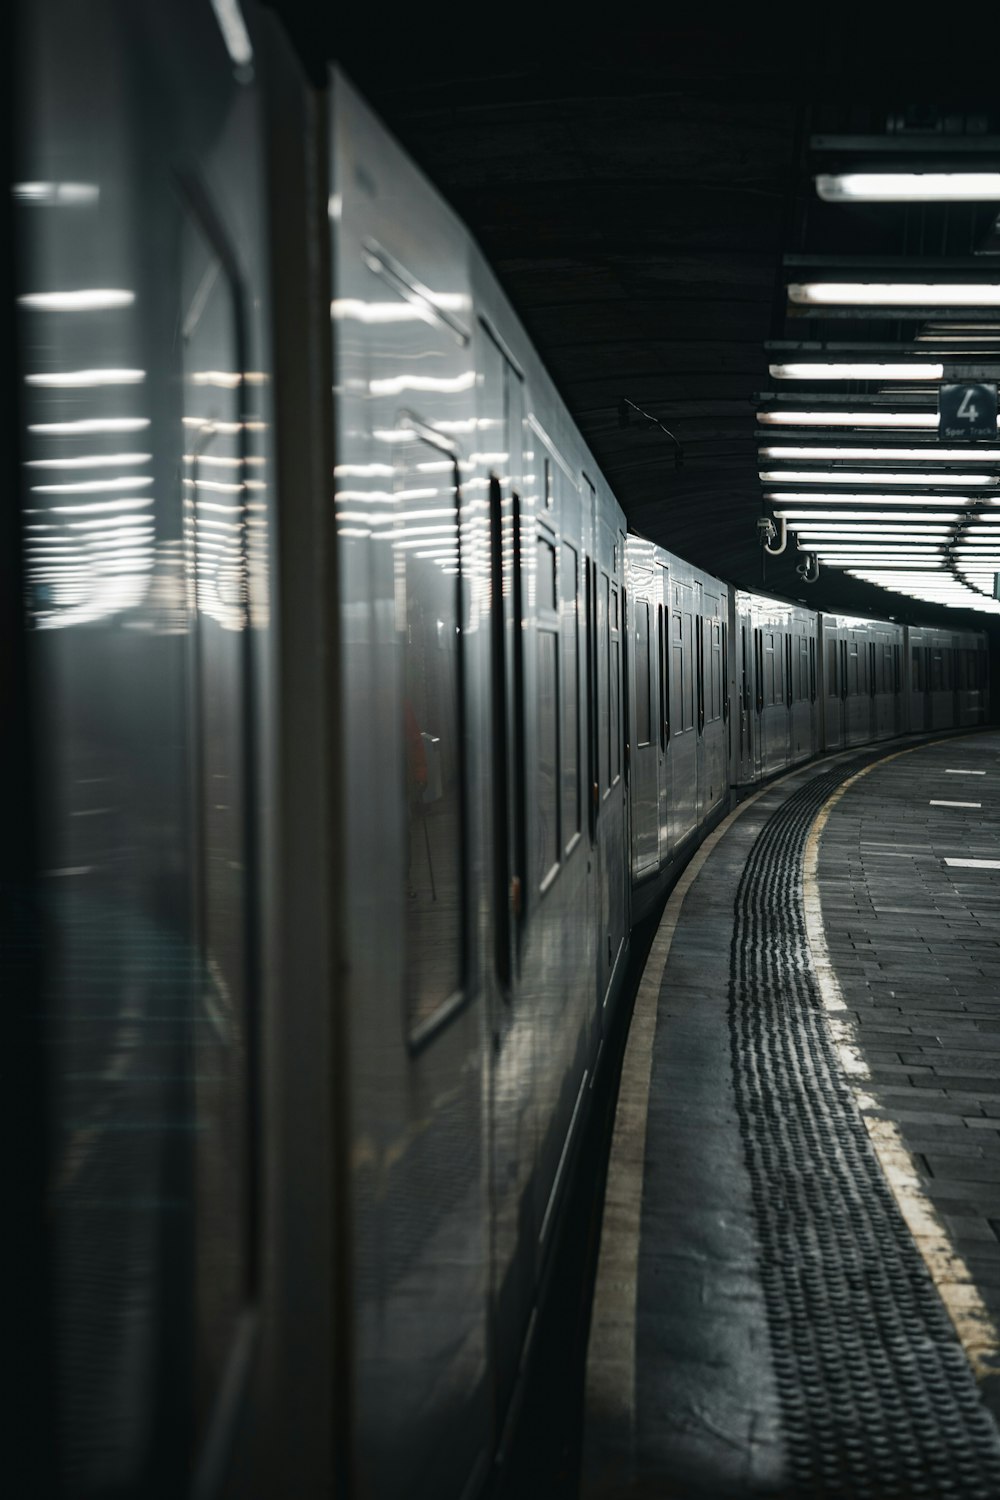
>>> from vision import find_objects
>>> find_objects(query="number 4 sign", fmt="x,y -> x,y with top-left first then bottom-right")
939,383 -> 998,442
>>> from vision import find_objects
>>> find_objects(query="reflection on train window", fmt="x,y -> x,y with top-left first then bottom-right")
636,601 -> 651,745
848,641 -> 860,696
828,639 -> 839,694
537,626 -> 560,888
671,611 -> 683,733
798,637 -> 809,701
561,543 -> 580,847
397,443 -> 465,1036
611,586 -> 621,781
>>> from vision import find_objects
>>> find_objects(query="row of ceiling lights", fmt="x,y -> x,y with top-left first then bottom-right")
759,159 -> 1000,611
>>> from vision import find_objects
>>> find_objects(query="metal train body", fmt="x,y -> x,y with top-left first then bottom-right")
11,6 -> 990,1499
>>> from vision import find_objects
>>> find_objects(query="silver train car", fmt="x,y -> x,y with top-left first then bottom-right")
10,4 -> 991,1499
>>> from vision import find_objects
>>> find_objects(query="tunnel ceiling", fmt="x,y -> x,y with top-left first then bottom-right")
268,10 -> 1000,630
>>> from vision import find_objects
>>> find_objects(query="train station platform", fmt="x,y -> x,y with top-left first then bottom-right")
583,732 -> 1000,1500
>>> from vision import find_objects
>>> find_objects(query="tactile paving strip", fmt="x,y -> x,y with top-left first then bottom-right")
730,761 -> 1000,1499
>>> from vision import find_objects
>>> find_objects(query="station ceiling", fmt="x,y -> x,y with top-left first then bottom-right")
269,10 -> 1000,629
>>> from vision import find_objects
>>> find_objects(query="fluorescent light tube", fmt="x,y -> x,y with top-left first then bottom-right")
764,491 -> 977,504
789,284 -> 1000,308
791,534 -> 953,546
817,173 -> 1000,203
759,446 -> 1000,463
769,362 -> 943,380
759,470 -> 995,486
773,510 -> 961,522
757,411 -> 941,427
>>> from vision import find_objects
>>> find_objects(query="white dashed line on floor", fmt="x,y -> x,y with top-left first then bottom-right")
929,800 -> 982,808
944,858 -> 1000,870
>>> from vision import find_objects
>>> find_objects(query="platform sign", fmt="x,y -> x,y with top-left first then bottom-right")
938,382 -> 997,442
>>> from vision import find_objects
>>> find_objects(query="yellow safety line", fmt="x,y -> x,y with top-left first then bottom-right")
803,736 -> 1000,1384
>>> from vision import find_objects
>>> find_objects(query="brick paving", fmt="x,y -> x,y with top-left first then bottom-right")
818,730 -> 1000,1330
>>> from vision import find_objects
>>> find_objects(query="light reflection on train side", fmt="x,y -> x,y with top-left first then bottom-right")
26,368 -> 145,387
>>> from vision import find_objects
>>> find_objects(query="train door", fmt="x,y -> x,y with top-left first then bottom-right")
908,630 -> 925,732
752,617 -> 765,779
699,585 -> 726,814
630,567 -> 659,879
822,623 -> 845,750
657,562 -> 670,857
731,595 -> 754,785
669,578 -> 698,845
591,498 -> 628,1009
694,580 -> 707,820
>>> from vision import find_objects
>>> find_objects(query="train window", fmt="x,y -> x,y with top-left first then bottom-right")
671,611 -> 683,733
912,648 -> 922,691
848,641 -> 859,696
682,612 -> 695,730
798,636 -> 808,701
611,586 -> 621,781
536,535 -> 556,611
931,649 -> 944,691
893,643 -> 901,693
536,625 -> 560,888
809,637 -> 817,702
397,443 -> 467,1038
561,543 -> 580,846
828,639 -> 838,694
636,600 -> 652,745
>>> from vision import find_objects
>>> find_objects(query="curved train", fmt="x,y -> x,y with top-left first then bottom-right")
11,4 -> 989,1498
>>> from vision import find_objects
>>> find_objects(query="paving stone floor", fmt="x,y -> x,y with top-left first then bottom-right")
584,730 -> 1000,1500
818,731 -> 1000,1321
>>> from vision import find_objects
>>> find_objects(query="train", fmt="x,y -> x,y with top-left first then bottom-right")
9,4 -> 990,1499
